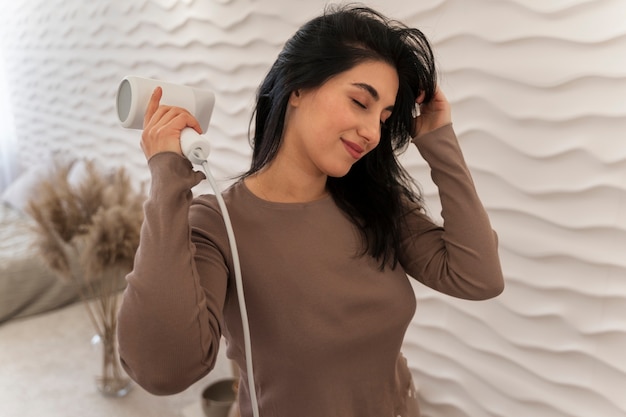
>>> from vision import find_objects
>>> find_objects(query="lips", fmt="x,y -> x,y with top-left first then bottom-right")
341,139 -> 364,160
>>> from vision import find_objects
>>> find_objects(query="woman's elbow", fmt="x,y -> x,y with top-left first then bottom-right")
117,327 -> 220,396
120,356 -> 210,396
473,274 -> 505,300
134,376 -> 192,396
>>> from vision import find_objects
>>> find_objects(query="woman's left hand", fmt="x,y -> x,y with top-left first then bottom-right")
413,87 -> 452,138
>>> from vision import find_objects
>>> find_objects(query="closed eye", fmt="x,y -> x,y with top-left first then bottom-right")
352,98 -> 389,127
352,99 -> 366,109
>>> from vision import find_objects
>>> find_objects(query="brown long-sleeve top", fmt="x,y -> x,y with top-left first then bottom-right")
117,124 -> 504,417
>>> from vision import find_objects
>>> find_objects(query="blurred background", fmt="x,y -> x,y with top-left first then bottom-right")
1,1 -> 625,416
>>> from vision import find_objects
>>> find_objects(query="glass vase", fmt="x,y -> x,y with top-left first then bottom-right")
91,329 -> 133,397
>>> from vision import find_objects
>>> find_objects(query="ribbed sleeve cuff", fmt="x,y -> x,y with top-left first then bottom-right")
147,152 -> 206,196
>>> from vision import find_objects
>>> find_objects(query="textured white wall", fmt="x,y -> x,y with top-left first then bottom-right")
1,1 -> 625,416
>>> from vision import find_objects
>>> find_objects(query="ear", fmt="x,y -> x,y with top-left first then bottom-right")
288,90 -> 302,106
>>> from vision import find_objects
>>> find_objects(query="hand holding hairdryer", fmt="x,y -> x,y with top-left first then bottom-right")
115,76 -> 215,164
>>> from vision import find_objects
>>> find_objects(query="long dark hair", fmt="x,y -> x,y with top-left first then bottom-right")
244,4 -> 437,269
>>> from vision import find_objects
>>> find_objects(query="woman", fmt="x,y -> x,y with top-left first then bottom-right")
117,5 -> 504,417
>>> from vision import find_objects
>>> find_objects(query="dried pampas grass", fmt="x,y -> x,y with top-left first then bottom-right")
27,159 -> 145,357
28,160 -> 144,282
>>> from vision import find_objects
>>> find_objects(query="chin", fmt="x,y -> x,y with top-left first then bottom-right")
325,165 -> 353,178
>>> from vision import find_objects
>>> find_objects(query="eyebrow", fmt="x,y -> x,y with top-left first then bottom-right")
351,82 -> 394,112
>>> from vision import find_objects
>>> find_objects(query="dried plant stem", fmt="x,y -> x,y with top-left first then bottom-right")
27,160 -> 144,397
71,254 -> 132,396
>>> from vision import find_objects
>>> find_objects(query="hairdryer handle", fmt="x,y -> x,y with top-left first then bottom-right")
180,128 -> 211,165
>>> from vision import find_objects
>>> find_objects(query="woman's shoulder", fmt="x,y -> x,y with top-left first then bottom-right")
192,179 -> 247,209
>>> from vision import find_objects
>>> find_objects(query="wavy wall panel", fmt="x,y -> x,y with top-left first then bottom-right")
1,0 -> 625,416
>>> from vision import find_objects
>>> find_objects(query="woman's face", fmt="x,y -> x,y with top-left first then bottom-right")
281,60 -> 399,178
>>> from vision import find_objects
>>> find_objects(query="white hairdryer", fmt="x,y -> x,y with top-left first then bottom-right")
115,76 -> 215,164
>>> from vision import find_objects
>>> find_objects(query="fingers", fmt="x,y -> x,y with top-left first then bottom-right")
143,87 -> 202,133
141,114 -> 185,158
412,86 -> 452,138
140,87 -> 204,159
415,86 -> 445,106
144,87 -> 163,129
415,86 -> 449,113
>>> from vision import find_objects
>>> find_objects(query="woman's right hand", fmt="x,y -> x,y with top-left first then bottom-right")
413,87 -> 452,138
140,87 -> 203,160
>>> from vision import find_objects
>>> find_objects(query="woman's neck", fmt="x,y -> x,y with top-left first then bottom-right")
245,162 -> 328,203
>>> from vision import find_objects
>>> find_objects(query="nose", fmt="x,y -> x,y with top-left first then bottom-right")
358,116 -> 381,146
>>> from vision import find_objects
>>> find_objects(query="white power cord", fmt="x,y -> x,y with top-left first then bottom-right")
199,159 -> 260,417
